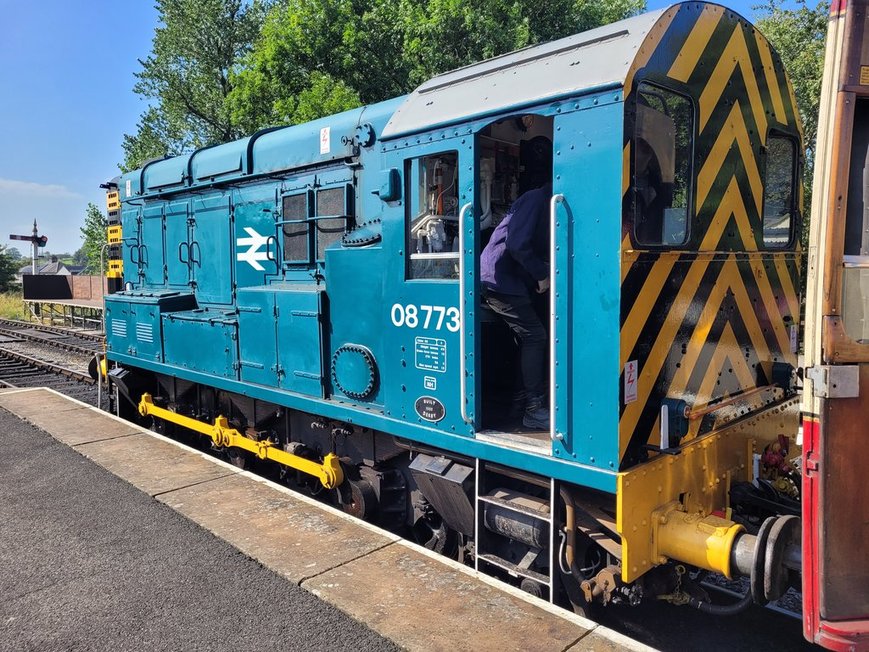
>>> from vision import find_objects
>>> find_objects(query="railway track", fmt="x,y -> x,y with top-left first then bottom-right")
0,320 -> 105,406
0,318 -> 104,342
0,318 -> 103,351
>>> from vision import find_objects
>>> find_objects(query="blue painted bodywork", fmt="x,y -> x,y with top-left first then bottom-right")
108,48 -> 638,494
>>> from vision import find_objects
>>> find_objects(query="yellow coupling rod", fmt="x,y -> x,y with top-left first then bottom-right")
138,393 -> 344,489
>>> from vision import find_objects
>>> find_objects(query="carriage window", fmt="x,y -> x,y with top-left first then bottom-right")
282,192 -> 310,263
633,83 -> 693,246
406,151 -> 460,279
841,99 -> 869,344
762,136 -> 797,248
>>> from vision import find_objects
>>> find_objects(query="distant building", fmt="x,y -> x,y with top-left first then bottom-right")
15,257 -> 72,283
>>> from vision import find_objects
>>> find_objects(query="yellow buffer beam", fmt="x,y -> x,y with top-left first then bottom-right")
138,393 -> 344,489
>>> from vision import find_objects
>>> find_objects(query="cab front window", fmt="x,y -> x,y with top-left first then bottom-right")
632,83 -> 694,247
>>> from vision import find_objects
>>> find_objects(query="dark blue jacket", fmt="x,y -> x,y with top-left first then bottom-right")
480,183 -> 551,296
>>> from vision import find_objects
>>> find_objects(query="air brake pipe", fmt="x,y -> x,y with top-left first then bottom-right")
561,488 -> 579,574
137,393 -> 344,489
688,590 -> 753,615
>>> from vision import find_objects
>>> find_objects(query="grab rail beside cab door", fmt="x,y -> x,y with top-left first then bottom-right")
549,193 -> 566,444
459,140 -> 480,432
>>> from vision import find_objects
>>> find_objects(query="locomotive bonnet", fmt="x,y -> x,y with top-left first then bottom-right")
105,2 -> 807,614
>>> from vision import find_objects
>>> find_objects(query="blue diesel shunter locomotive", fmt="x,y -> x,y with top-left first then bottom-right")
106,3 -> 808,613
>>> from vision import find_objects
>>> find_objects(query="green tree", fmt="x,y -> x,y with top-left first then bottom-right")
122,0 -> 268,171
755,0 -> 828,251
80,203 -> 108,275
72,246 -> 88,267
0,246 -> 19,292
230,0 -> 645,130
228,0 -> 390,132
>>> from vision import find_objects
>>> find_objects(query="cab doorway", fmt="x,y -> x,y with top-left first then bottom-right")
473,114 -> 554,451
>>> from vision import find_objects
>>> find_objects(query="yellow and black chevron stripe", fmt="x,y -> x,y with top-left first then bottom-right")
618,4 -> 803,468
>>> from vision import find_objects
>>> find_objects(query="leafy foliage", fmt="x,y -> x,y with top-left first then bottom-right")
80,203 -> 108,275
72,246 -> 88,267
4,247 -> 22,261
124,0 -> 644,164
0,246 -> 20,293
122,0 -> 269,171
230,0 -> 645,128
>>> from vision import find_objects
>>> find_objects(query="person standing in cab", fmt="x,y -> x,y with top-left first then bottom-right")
480,135 -> 553,430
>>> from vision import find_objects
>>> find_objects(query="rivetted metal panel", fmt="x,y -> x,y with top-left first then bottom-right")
250,108 -> 364,176
381,7 -> 667,140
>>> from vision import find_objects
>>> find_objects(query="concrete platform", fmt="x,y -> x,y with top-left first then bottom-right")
0,388 -> 651,652
0,401 -> 396,652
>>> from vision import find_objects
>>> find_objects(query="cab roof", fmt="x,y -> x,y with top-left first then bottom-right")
381,6 -> 669,140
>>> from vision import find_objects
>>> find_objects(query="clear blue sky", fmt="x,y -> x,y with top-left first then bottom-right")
0,0 -> 773,257
0,1 -> 156,257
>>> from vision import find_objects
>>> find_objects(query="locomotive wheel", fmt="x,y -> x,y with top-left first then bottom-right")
339,478 -> 378,521
227,448 -> 249,470
411,514 -> 457,557
520,578 -> 549,601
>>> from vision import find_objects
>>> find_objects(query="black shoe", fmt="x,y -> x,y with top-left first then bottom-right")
522,395 -> 550,430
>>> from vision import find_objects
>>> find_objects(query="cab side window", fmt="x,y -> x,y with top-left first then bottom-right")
633,83 -> 694,247
406,151 -> 460,279
762,136 -> 797,248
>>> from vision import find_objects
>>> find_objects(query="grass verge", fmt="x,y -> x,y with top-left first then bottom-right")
0,292 -> 25,319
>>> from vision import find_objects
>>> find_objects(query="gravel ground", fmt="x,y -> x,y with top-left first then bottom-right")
0,408 -> 399,652
0,340 -> 92,373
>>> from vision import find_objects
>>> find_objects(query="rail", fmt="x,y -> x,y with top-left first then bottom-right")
0,326 -> 100,357
0,319 -> 103,343
0,346 -> 94,385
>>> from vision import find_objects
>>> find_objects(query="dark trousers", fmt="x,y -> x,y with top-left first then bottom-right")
482,290 -> 547,400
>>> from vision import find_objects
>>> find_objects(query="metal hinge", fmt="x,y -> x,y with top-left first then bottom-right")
805,365 -> 860,398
